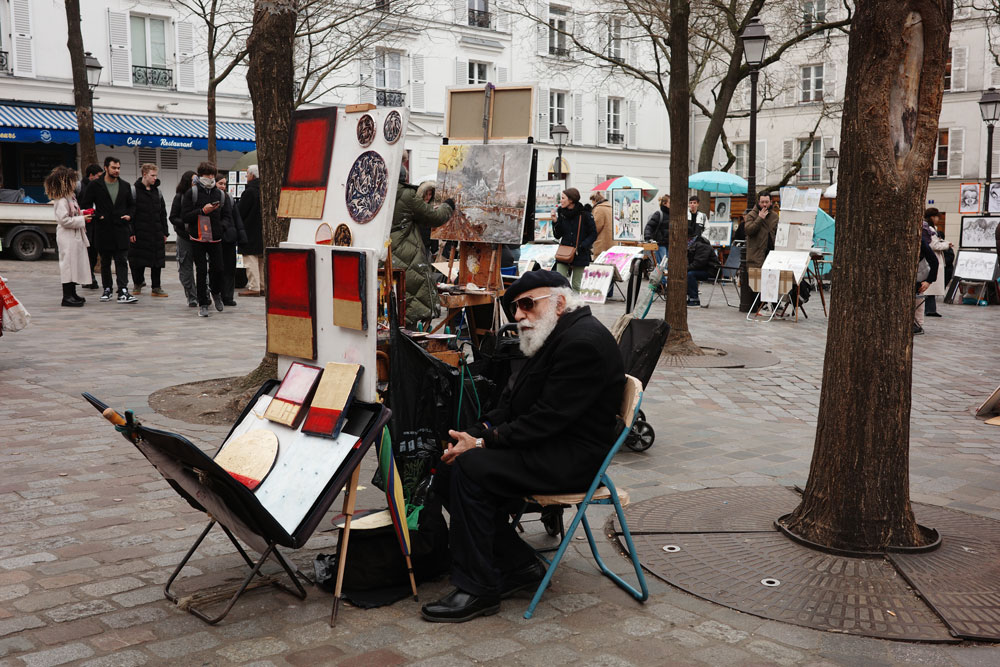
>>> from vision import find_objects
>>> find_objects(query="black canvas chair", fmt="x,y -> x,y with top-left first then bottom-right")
705,241 -> 743,308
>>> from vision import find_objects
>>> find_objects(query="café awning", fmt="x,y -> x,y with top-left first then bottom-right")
0,104 -> 256,152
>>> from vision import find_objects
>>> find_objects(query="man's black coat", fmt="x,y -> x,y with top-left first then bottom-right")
237,179 -> 263,255
129,178 -> 168,268
80,177 -> 135,251
467,306 -> 625,496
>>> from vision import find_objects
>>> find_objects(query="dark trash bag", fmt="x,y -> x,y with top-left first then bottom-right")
617,317 -> 670,389
470,323 -> 526,409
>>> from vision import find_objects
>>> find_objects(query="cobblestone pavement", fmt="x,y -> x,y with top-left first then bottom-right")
2,255 -> 999,666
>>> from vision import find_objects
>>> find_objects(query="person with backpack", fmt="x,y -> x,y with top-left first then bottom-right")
128,163 -> 169,297
180,162 -> 228,317
169,171 -> 199,307
686,228 -> 720,307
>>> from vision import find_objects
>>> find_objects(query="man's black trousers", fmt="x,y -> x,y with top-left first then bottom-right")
99,249 -> 129,292
190,240 -> 224,306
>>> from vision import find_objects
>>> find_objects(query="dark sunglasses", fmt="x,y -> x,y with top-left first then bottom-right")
510,293 -> 553,315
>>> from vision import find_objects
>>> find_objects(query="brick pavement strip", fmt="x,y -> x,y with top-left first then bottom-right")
2,256 -> 1000,664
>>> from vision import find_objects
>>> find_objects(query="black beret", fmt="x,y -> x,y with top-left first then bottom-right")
502,269 -> 570,313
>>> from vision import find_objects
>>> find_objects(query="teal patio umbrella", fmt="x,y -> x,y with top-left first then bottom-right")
688,171 -> 748,194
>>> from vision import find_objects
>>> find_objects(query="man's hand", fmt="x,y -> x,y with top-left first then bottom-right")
918,281 -> 930,294
121,215 -> 131,221
441,429 -> 478,465
130,235 -> 136,243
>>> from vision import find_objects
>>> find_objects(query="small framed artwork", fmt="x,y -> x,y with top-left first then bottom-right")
265,248 -> 317,360
959,216 -> 999,249
989,183 -> 1000,214
705,221 -> 733,247
959,183 -> 981,214
954,249 -> 998,281
713,197 -> 731,221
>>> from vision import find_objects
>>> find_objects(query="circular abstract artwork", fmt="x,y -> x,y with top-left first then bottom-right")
345,151 -> 388,224
356,114 -> 376,147
334,224 -> 353,246
383,110 -> 402,145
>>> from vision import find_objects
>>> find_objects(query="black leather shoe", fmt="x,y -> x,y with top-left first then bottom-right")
420,588 -> 500,623
500,560 -> 546,599
926,312 -> 942,317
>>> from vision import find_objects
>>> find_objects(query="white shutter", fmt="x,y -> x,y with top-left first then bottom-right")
823,61 -> 836,102
454,0 -> 466,24
496,2 -> 510,32
987,46 -> 1000,88
991,135 -> 1000,181
497,66 -> 509,83
175,21 -> 196,92
107,10 -> 132,87
783,69 -> 798,106
537,86 -> 550,142
410,54 -> 425,112
948,128 -> 965,178
782,139 -> 795,176
951,46 -> 968,92
597,95 -> 608,147
10,0 -> 34,78
536,1 -> 549,56
572,93 -> 584,145
359,54 -> 374,104
455,59 -> 468,85
756,139 -> 767,183
626,100 -> 637,148
955,2 -> 972,18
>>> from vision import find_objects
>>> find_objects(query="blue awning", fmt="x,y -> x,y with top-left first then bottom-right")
0,104 -> 256,152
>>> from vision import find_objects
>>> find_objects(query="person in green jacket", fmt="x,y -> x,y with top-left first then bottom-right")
391,180 -> 455,328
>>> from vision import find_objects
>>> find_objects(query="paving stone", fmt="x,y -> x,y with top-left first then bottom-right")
78,650 -> 148,667
745,639 -> 807,666
98,606 -> 168,630
88,628 -> 157,653
146,631 -> 220,658
333,648 -> 404,667
395,632 -> 464,659
78,577 -> 144,598
13,590 -> 75,613
510,644 -> 580,667
0,615 -> 45,638
32,618 -> 103,646
44,600 -> 116,623
458,638 -> 522,660
0,553 -> 57,570
216,637 -> 290,662
19,642 -> 95,667
284,645 -> 346,665
0,636 -> 34,659
692,620 -> 750,643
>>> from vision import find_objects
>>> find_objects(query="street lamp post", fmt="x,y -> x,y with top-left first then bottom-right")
85,51 -> 103,92
740,17 -> 770,203
824,147 -> 840,185
551,123 -> 569,181
979,87 -> 1000,213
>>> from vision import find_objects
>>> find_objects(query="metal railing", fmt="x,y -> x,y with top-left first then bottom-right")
607,132 -> 625,145
377,89 -> 406,107
468,9 -> 491,28
549,45 -> 571,57
132,66 -> 173,88
0,51 -> 9,74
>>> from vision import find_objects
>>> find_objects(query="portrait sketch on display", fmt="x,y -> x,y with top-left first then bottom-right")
713,197 -> 730,221
705,221 -> 732,247
611,189 -> 642,240
959,216 -> 999,249
989,183 -> 1000,214
953,250 -> 998,281
959,183 -> 981,214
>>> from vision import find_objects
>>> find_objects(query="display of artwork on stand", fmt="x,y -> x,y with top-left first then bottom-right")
518,243 -> 559,273
959,183 -> 981,214
989,184 -> 1000,214
595,245 -> 645,283
713,197 -> 731,221
345,151 -> 389,224
334,224 -> 352,246
315,223 -> 333,245
612,189 -> 642,240
960,216 -> 999,249
302,362 -> 363,439
266,248 -> 317,360
263,362 -> 323,427
705,221 -> 732,246
331,249 -> 368,331
579,264 -> 617,304
954,250 -> 998,280
356,114 -> 376,147
431,144 -> 533,244
383,110 -> 403,144
278,108 -> 337,219
214,430 -> 279,491
534,180 -> 564,241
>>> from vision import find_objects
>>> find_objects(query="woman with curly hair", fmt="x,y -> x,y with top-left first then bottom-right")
45,166 -> 92,307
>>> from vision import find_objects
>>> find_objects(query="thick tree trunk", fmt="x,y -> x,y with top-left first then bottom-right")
65,0 -> 97,170
663,0 -> 701,356
245,0 -> 298,378
782,0 -> 951,551
207,78 -> 218,166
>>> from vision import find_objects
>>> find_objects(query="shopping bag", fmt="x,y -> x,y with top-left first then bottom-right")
0,273 -> 31,332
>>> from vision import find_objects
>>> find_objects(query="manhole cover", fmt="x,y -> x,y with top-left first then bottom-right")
615,486 -> 800,534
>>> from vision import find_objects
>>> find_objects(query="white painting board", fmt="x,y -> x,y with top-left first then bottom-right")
960,216 -> 999,249
518,243 -> 559,273
595,245 -> 645,283
286,107 -> 409,259
534,179 -> 564,241
705,221 -> 732,246
760,268 -> 781,303
277,244 -> 378,402
954,250 -> 998,281
779,187 -> 822,212
713,198 -> 730,221
578,264 -> 616,303
774,221 -> 815,251
762,250 -> 811,283
223,394 -> 359,534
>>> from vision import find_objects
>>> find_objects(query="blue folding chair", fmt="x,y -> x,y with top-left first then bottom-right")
516,375 -> 649,619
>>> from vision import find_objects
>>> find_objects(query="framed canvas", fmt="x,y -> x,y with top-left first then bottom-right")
278,108 -> 338,219
331,249 -> 367,331
953,250 -> 998,281
534,179 -> 564,241
959,183 -> 981,214
713,197 -> 731,221
705,221 -> 733,247
611,189 -> 642,241
579,264 -> 616,304
959,216 -> 999,249
989,183 -> 1000,214
265,248 -> 317,360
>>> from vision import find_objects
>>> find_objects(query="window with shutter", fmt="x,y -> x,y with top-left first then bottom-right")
572,93 -> 584,145
734,142 -> 748,178
823,62 -> 836,101
108,10 -> 132,87
987,46 -> 1000,88
359,54 -> 375,104
175,21 -> 196,92
410,55 -> 425,111
597,95 -> 608,147
497,66 -> 508,83
626,100 -> 637,148
10,0 -> 34,78
797,138 -> 822,182
549,91 -> 566,138
951,46 -> 968,91
536,2 -> 549,56
782,139 -> 795,176
800,64 -> 824,102
455,59 -> 469,85
160,149 -> 179,171
933,129 -> 949,177
948,127 -> 965,177
607,98 -> 623,146
537,86 -> 550,141
756,139 -> 767,183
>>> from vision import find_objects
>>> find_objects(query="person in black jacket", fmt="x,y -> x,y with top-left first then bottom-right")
914,236 -> 939,336
80,156 -> 137,303
180,162 -> 228,317
169,171 -> 199,307
216,175 -> 248,306
643,193 -> 671,287
78,163 -> 103,289
421,270 -> 625,623
237,166 -> 263,296
129,164 -> 169,297
686,231 -> 720,307
551,187 -> 597,290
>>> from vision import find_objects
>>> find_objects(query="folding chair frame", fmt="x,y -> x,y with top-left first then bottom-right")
705,242 -> 743,308
515,387 -> 649,619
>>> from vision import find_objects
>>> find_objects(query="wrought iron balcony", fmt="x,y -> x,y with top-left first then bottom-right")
549,45 -> 571,57
0,51 -> 9,74
468,9 -> 492,28
377,89 -> 406,107
607,132 -> 625,145
132,66 -> 173,88
376,0 -> 391,11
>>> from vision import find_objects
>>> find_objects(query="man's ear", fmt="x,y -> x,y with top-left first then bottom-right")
555,294 -> 566,315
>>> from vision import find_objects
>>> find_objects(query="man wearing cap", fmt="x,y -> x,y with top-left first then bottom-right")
421,270 -> 625,623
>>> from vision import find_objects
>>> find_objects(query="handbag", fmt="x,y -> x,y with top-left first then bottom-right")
555,214 -> 582,264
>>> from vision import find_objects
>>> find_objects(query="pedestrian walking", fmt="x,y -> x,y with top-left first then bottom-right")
80,156 -> 137,304
45,166 -> 91,307
216,175 -> 248,307
589,192 -> 613,260
170,171 -> 199,307
78,163 -> 103,290
129,164 -> 169,297
180,162 -> 226,317
921,208 -> 950,317
237,165 -> 263,297
552,187 -> 597,291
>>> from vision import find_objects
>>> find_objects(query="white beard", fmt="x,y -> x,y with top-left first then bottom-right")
517,305 -> 559,356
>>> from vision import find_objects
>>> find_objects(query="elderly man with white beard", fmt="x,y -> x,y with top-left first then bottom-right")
421,270 -> 625,623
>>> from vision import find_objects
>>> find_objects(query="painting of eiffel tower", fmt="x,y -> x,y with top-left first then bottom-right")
431,144 -> 533,244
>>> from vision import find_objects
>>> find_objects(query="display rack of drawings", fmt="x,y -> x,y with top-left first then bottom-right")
947,211 -> 999,305
751,187 -> 823,321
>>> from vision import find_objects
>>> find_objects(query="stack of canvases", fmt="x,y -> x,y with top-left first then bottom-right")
263,105 -> 409,404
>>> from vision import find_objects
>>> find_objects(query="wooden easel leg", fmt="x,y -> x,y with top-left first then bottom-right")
330,465 -> 362,627
405,555 -> 419,601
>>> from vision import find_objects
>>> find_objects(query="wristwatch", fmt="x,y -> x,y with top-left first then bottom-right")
474,438 -> 485,448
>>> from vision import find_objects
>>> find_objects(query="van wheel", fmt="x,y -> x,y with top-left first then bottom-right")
11,231 -> 45,261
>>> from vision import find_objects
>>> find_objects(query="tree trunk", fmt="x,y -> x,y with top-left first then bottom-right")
245,0 -> 298,379
65,0 -> 97,170
782,0 -> 951,551
207,25 -> 218,166
663,0 -> 701,356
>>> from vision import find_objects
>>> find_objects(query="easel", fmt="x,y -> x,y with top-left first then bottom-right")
806,250 -> 829,317
747,267 -> 806,322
